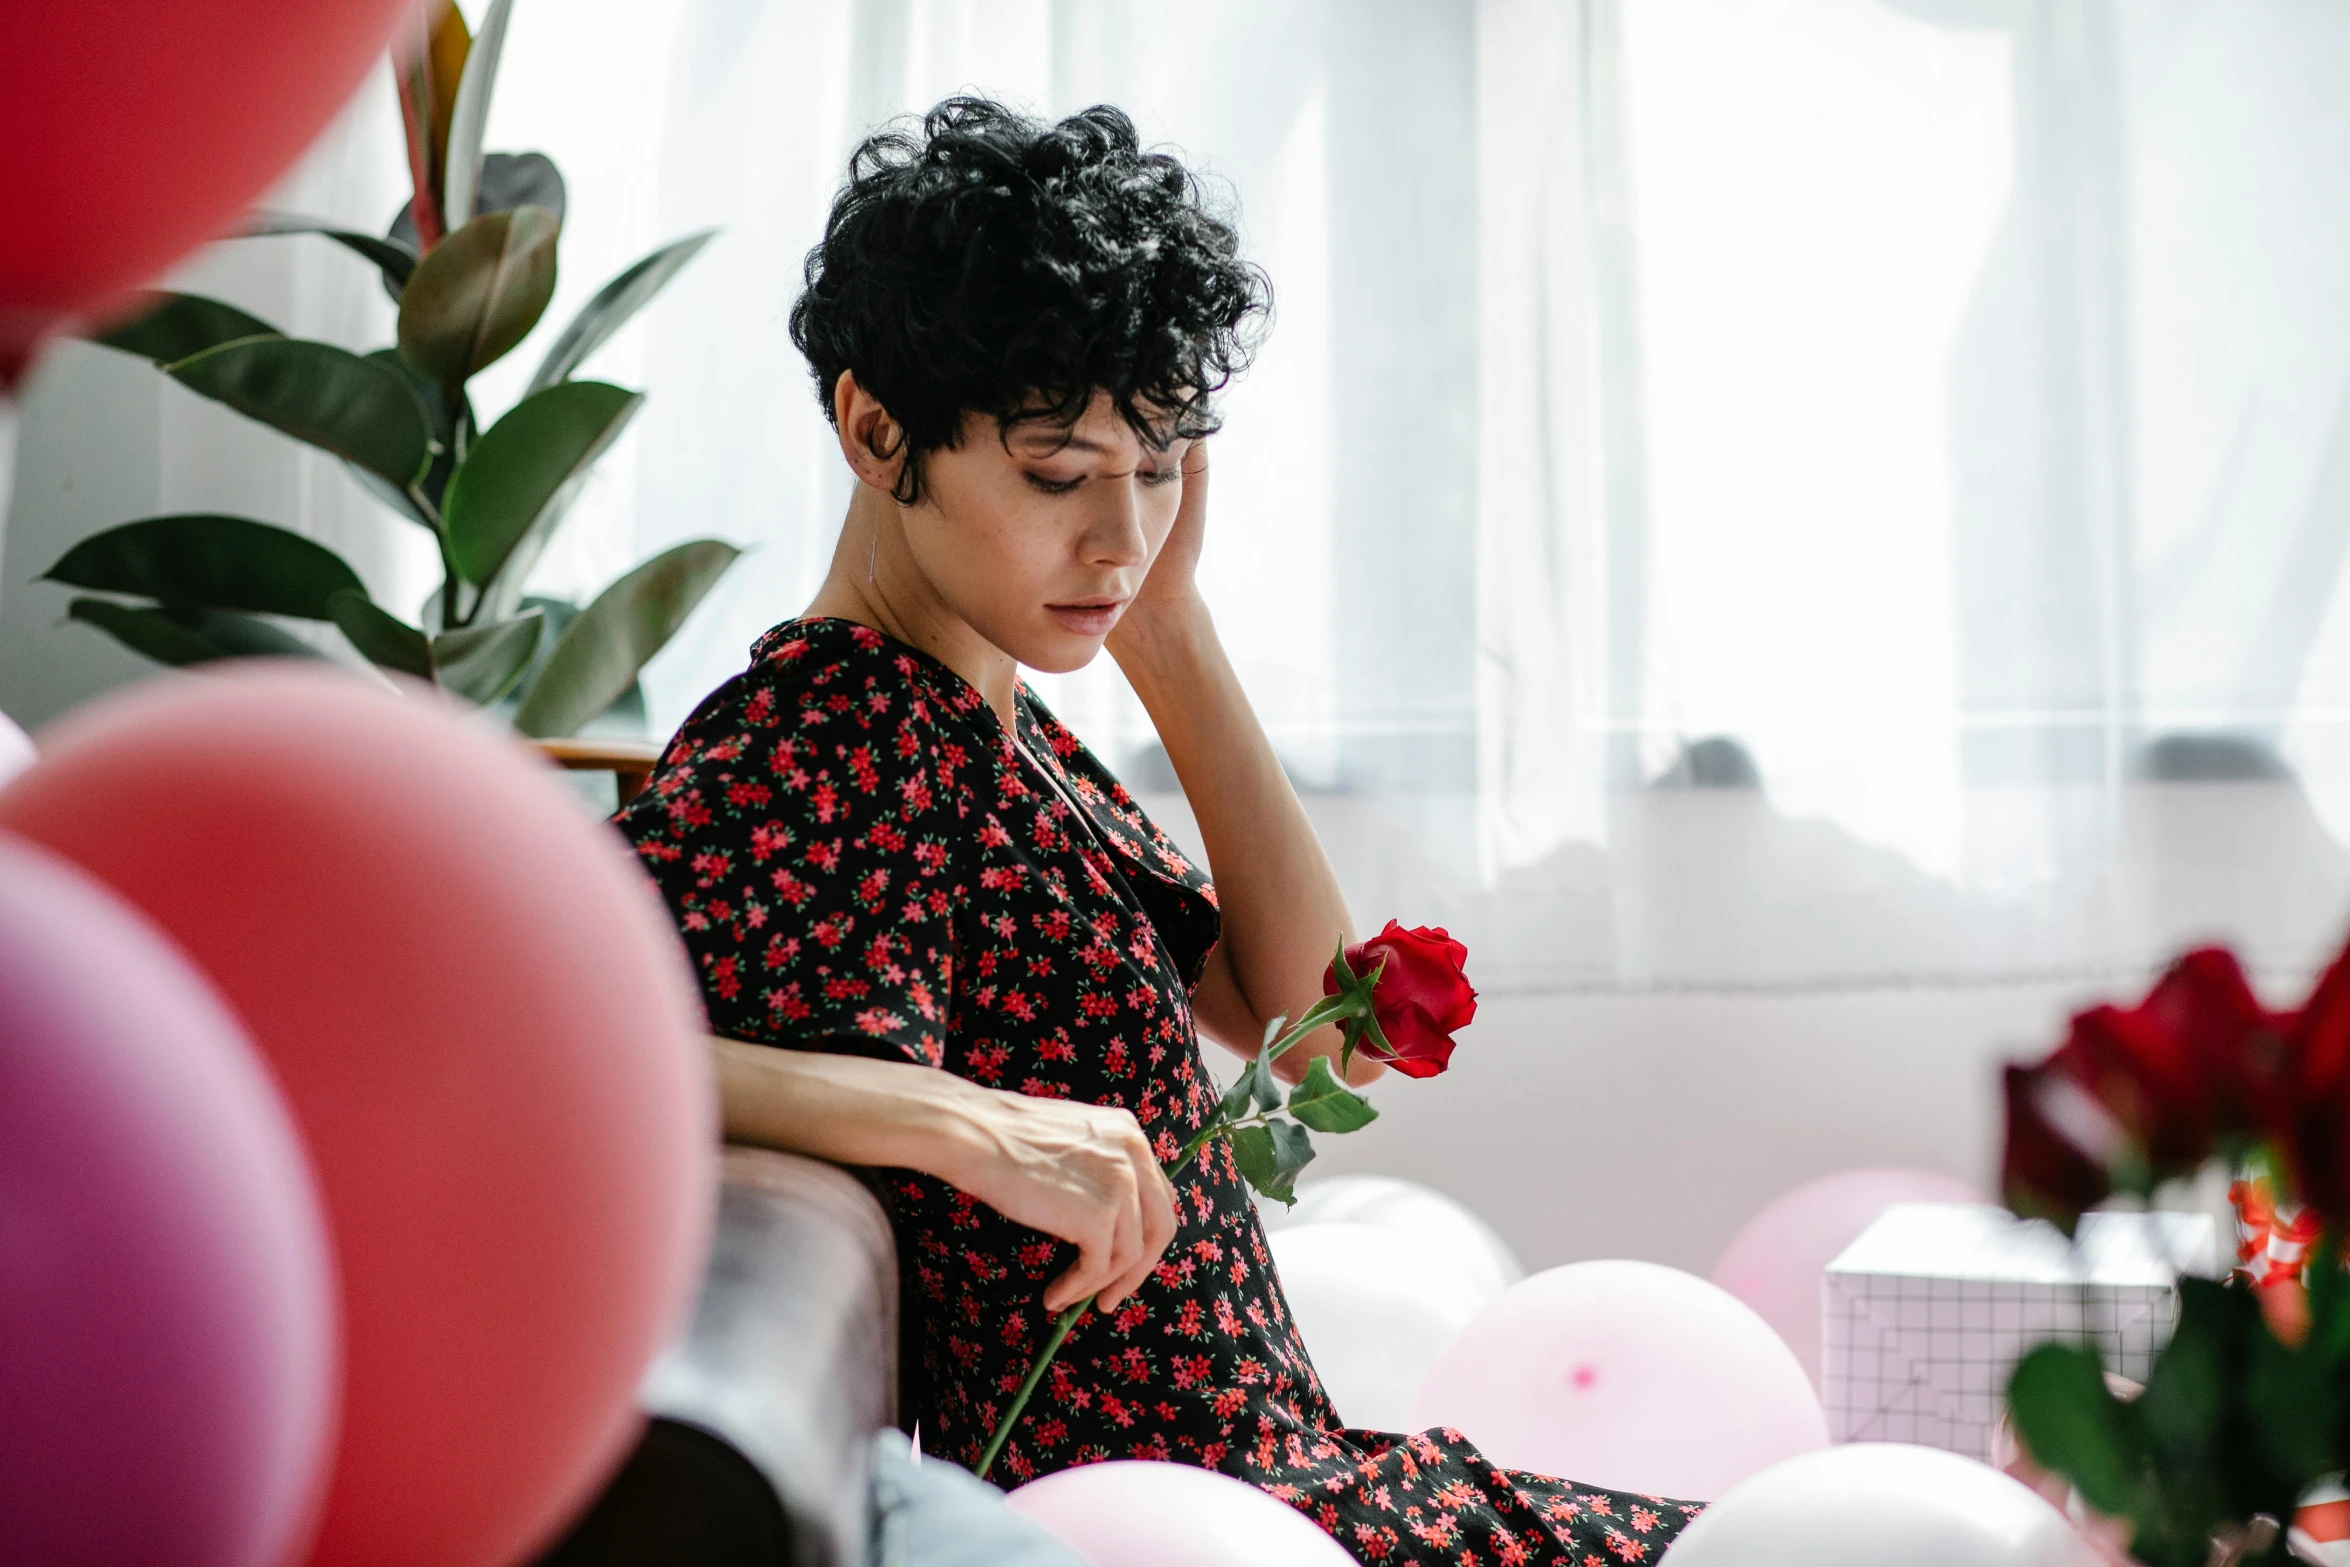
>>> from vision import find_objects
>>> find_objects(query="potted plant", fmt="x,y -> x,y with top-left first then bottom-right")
46,0 -> 736,738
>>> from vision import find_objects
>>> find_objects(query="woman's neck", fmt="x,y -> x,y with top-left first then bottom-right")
804,483 -> 1023,726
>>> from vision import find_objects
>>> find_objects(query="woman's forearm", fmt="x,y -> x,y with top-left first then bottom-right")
712,1035 -> 993,1179
1109,594 -> 1373,1082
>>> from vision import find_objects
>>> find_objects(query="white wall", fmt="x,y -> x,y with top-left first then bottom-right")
1242,981 -> 2096,1276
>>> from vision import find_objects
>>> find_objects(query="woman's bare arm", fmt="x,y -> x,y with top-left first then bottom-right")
712,1037 -> 1176,1310
1107,448 -> 1381,1086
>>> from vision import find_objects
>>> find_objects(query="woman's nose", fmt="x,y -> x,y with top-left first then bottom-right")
1081,479 -> 1150,567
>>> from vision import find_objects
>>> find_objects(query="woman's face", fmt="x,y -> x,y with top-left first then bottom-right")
902,391 -> 1189,674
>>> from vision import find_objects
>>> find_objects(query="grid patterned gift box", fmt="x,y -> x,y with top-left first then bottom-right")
1821,1203 -> 2215,1459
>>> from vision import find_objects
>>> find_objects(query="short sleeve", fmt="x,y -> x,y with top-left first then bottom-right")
615,635 -> 965,1068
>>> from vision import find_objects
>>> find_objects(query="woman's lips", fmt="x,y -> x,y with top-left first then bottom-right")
1047,600 -> 1127,637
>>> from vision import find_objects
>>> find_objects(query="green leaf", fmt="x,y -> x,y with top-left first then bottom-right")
432,613 -> 543,705
68,599 -> 324,665
1267,1117 -> 1316,1178
356,349 -> 470,526
391,152 -> 565,275
1250,1042 -> 1282,1114
443,381 -> 641,584
1286,1056 -> 1379,1134
243,215 -> 418,296
2006,1341 -> 2145,1520
528,229 -> 716,393
2245,1325 -> 2335,1484
45,515 -> 365,620
512,538 -> 739,738
442,0 -> 517,227
2136,1277 -> 2240,1465
1229,1125 -> 1297,1206
326,590 -> 431,677
89,292 -> 282,364
167,338 -> 433,489
1218,1059 -> 1264,1122
397,204 -> 560,388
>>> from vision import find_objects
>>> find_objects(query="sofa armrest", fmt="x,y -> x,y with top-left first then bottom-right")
534,1147 -> 900,1566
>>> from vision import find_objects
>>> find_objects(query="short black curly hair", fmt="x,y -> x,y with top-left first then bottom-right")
789,97 -> 1269,504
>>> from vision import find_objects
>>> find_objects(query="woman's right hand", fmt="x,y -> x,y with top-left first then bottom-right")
942,1087 -> 1179,1313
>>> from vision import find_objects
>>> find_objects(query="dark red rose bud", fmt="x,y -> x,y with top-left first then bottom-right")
1326,920 -> 1476,1079
2285,942 -> 2350,1224
2147,947 -> 2287,1136
2001,1059 -> 2118,1231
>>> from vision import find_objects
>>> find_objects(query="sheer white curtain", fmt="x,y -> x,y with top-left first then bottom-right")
33,0 -> 2350,994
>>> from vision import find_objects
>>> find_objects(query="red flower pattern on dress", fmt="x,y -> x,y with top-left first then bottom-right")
617,617 -> 1701,1564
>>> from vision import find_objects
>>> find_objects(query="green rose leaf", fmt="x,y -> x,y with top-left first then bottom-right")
45,515 -> 365,620
326,590 -> 432,678
68,599 -> 325,666
2006,1342 -> 2144,1521
1286,1056 -> 1379,1134
1218,1058 -> 1264,1122
397,204 -> 560,388
443,380 -> 641,585
512,538 -> 739,738
1229,1124 -> 1297,1206
2244,1324 -> 2335,1485
527,228 -> 716,393
431,612 -> 544,705
167,338 -> 433,490
89,292 -> 282,365
1249,1041 -> 1283,1114
1267,1117 -> 1316,1179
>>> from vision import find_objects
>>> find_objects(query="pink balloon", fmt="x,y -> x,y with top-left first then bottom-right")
0,666 -> 716,1567
1408,1260 -> 1827,1501
1007,1461 -> 1355,1567
1710,1167 -> 1979,1388
0,831 -> 335,1567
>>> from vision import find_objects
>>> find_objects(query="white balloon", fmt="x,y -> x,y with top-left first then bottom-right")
1260,1175 -> 1522,1305
1268,1222 -> 1491,1430
0,711 -> 33,790
1660,1444 -> 2091,1567
1006,1459 -> 1353,1567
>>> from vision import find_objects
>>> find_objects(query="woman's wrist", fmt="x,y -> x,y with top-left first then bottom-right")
1107,591 -> 1220,707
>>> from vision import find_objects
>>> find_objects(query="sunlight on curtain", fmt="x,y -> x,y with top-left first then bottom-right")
179,0 -> 2350,993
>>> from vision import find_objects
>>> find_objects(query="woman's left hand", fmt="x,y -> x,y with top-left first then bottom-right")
1110,440 -> 1210,647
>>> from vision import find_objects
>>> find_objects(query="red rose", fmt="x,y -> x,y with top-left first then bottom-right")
2000,1058 -> 2118,1227
2284,944 -> 2350,1224
2000,946 -> 2287,1229
1325,920 -> 1477,1079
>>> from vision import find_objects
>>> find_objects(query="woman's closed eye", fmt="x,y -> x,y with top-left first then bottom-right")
1025,466 -> 1183,494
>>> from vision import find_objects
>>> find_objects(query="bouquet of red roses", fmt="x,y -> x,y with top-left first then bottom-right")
2001,941 -> 2350,1566
973,921 -> 1476,1480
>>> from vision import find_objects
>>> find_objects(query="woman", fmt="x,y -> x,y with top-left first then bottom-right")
617,98 -> 1699,1563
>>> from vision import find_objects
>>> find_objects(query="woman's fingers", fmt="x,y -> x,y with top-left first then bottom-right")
1099,1144 -> 1178,1308
1045,1211 -> 1117,1313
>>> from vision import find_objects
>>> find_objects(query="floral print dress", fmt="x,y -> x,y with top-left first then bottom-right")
616,617 -> 1700,1565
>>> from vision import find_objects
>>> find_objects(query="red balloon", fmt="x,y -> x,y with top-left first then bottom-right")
0,2 -> 415,384
0,667 -> 716,1567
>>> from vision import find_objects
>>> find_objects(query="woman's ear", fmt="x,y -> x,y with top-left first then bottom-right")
833,370 -> 908,494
